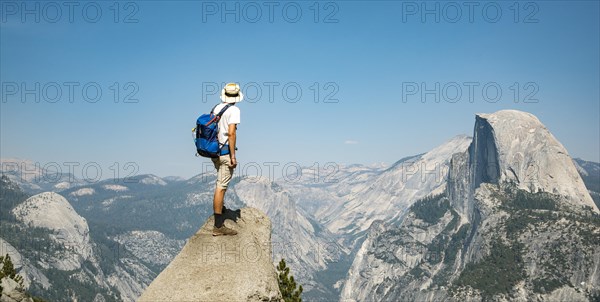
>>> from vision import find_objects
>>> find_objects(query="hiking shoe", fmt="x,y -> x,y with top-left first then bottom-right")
212,225 -> 238,236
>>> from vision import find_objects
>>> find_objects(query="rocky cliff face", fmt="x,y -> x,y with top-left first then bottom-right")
341,110 -> 600,301
233,178 -> 346,296
449,110 -> 598,221
137,207 -> 282,302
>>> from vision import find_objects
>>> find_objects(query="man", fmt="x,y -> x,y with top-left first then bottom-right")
211,83 -> 242,236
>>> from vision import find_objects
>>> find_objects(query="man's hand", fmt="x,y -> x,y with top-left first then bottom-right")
230,156 -> 237,168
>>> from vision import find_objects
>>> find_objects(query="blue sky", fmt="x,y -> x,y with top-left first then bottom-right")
1,1 -> 599,179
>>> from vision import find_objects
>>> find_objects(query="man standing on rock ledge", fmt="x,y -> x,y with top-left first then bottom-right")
211,83 -> 242,236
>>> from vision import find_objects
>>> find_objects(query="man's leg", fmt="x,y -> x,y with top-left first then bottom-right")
212,155 -> 237,236
213,155 -> 233,216
213,187 -> 226,214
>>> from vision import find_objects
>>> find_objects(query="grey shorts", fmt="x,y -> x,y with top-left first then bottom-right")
211,155 -> 234,189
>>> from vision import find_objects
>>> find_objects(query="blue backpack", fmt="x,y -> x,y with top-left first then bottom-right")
194,104 -> 232,158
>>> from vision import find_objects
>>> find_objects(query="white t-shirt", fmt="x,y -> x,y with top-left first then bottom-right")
212,103 -> 241,145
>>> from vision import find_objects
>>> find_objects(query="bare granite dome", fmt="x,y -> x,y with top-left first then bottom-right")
474,110 -> 597,212
11,192 -> 93,270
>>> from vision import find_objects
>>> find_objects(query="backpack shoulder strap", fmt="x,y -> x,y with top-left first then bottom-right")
215,104 -> 232,118
210,103 -> 220,114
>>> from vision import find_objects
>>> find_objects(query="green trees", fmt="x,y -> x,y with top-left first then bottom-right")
411,194 -> 450,224
455,239 -> 525,299
0,254 -> 48,302
0,253 -> 24,295
276,259 -> 303,302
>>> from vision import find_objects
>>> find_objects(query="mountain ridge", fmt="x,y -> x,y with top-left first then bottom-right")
340,109 -> 600,301
2,110 -> 599,301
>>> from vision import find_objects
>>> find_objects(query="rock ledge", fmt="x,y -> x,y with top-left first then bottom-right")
137,207 -> 282,302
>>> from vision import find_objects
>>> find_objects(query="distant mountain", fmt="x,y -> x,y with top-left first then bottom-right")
317,135 -> 472,245
574,158 -> 600,208
60,173 -> 228,240
0,158 -> 86,193
233,177 -> 348,298
0,175 -> 155,301
162,176 -> 186,183
3,110 -> 599,302
341,110 -> 600,301
276,136 -> 473,299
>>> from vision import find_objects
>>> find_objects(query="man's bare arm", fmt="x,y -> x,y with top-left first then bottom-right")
228,124 -> 237,168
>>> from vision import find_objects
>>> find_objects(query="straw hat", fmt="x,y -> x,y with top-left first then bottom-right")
219,83 -> 244,103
